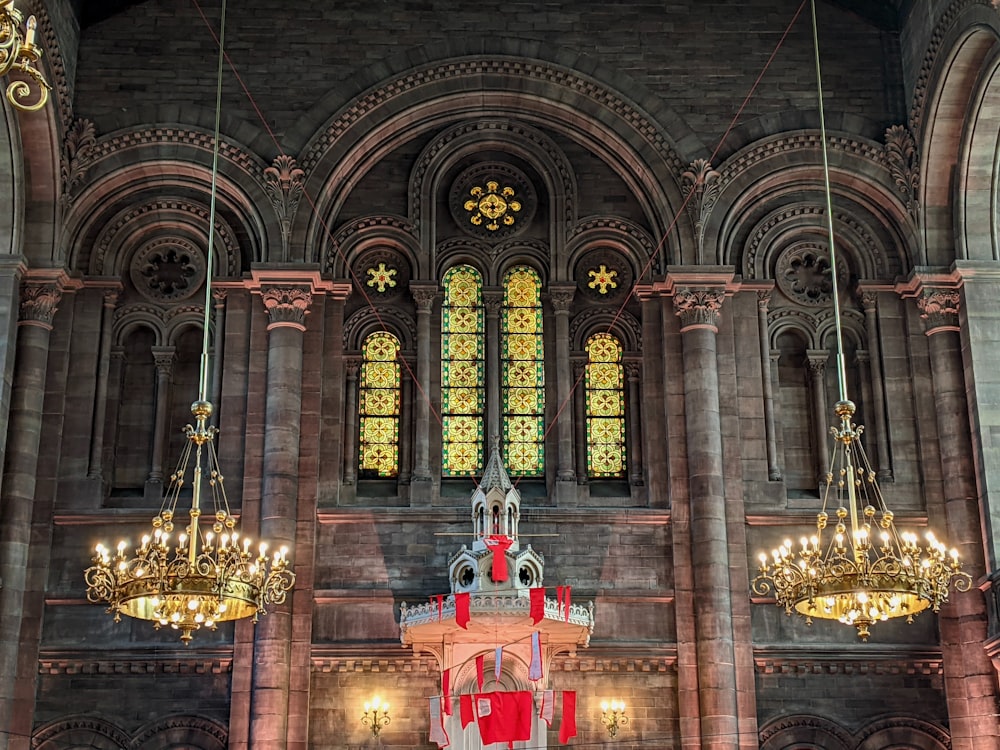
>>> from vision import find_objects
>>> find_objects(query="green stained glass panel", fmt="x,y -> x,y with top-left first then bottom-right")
585,333 -> 626,478
501,266 -> 544,477
442,265 -> 485,476
359,332 -> 401,478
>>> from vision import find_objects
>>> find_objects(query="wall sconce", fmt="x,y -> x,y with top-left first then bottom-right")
600,700 -> 628,738
362,696 -> 391,738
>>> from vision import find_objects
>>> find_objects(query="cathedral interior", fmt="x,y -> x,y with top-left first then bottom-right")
2,0 -> 1000,748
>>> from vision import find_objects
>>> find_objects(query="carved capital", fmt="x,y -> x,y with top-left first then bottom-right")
483,289 -> 503,316
673,288 -> 724,331
152,347 -> 176,375
102,288 -> 121,308
756,289 -> 771,312
261,286 -> 312,330
624,361 -> 641,381
409,283 -> 438,313
805,351 -> 829,376
860,290 -> 878,313
345,357 -> 362,379
916,289 -> 960,334
549,284 -> 576,313
212,288 -> 228,305
19,284 -> 62,328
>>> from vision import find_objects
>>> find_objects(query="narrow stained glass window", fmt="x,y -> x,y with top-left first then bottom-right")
586,332 -> 626,478
359,331 -> 400,478
442,266 -> 484,476
502,266 -> 544,476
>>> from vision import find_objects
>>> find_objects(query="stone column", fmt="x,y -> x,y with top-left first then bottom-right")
672,284 -> 738,750
573,359 -> 587,483
625,360 -> 643,486
87,287 -> 120,481
249,284 -> 312,750
399,362 -> 413,485
484,289 -> 503,444
915,285 -> 1000,750
756,291 -> 781,481
410,283 -> 437,493
805,351 -> 830,486
147,347 -> 175,495
0,281 -> 61,750
0,257 -> 25,503
549,284 -> 576,483
210,289 -> 227,410
859,291 -> 893,481
342,357 -> 360,486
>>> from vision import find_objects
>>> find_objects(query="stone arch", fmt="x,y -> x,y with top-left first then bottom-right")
33,715 -> 131,750
710,131 -> 915,279
114,308 -> 167,348
855,716 -> 951,750
293,53 -> 696,268
917,4 -> 1000,264
61,132 -> 275,273
570,309 -> 642,353
758,714 -> 852,750
0,103 -> 24,258
324,215 -> 419,280
343,306 -> 416,352
131,714 -> 228,750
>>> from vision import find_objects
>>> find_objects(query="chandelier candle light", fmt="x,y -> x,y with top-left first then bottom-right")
751,0 -> 970,641
0,0 -> 51,111
83,0 -> 294,642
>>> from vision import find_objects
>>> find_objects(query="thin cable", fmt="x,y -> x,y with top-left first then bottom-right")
810,0 -> 848,403
198,0 -> 227,404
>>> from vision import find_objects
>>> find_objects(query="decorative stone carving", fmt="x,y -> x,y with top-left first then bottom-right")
449,162 -> 536,241
264,154 -> 306,258
261,286 -> 312,329
681,158 -> 721,263
757,289 -> 771,311
354,247 -> 409,300
19,284 -> 61,327
885,124 -> 920,223
673,288 -> 724,331
775,243 -> 847,306
410,284 -> 438,312
61,117 -> 97,202
129,237 -> 206,302
917,289 -> 961,333
549,285 -> 575,313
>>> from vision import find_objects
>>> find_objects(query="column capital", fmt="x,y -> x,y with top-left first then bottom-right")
483,288 -> 503,316
624,360 -> 641,381
260,286 -> 312,330
673,288 -> 725,332
409,281 -> 439,312
345,357 -> 362,377
18,283 -> 62,329
805,349 -> 829,375
548,283 -> 576,313
916,289 -> 961,335
151,346 -> 176,374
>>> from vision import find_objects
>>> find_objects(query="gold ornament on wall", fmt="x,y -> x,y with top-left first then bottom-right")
464,180 -> 522,231
587,265 -> 619,295
366,262 -> 398,293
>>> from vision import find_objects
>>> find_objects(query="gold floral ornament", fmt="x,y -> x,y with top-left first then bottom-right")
464,181 -> 522,231
366,263 -> 398,293
587,265 -> 619,294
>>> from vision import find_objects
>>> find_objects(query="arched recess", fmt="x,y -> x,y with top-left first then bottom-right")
918,5 -> 1000,265
758,714 -> 852,750
33,715 -> 131,750
61,134 -> 277,274
855,716 -> 951,750
708,131 -> 916,280
293,53 -> 698,270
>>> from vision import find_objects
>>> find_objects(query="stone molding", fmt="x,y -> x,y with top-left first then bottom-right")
568,307 -> 642,351
754,654 -> 943,676
61,118 -> 98,203
38,655 -> 233,675
342,304 -> 416,350
25,0 -> 70,132
885,124 -> 920,223
33,714 -> 229,750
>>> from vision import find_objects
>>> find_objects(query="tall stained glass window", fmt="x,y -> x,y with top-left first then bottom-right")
585,333 -> 626,478
502,266 -> 544,476
442,266 -> 485,476
358,331 -> 401,478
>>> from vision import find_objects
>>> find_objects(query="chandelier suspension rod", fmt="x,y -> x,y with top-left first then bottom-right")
199,0 -> 227,405
809,0 -> 848,405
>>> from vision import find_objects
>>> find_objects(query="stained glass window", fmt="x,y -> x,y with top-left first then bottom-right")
502,266 -> 544,476
359,331 -> 401,478
442,266 -> 485,476
586,333 -> 626,478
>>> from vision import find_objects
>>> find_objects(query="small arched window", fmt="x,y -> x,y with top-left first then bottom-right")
585,332 -> 626,478
358,331 -> 401,478
502,266 -> 544,476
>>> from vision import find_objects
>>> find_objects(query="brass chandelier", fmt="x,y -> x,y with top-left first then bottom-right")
84,0 -> 294,642
0,1 -> 51,111
751,0 -> 971,641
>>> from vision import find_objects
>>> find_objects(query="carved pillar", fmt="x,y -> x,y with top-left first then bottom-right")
855,350 -> 874,435
249,284 -> 312,750
672,285 -> 738,750
625,360 -> 643,486
484,289 -> 503,444
915,286 -> 1000,750
88,287 -> 120,480
805,350 -> 830,486
859,291 -> 893,480
550,284 -> 576,482
147,347 -> 175,491
398,361 -> 412,485
410,283 -> 437,487
572,359 -> 587,483
0,282 -> 61,750
343,357 -> 361,486
769,348 -> 783,468
757,291 -> 781,481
